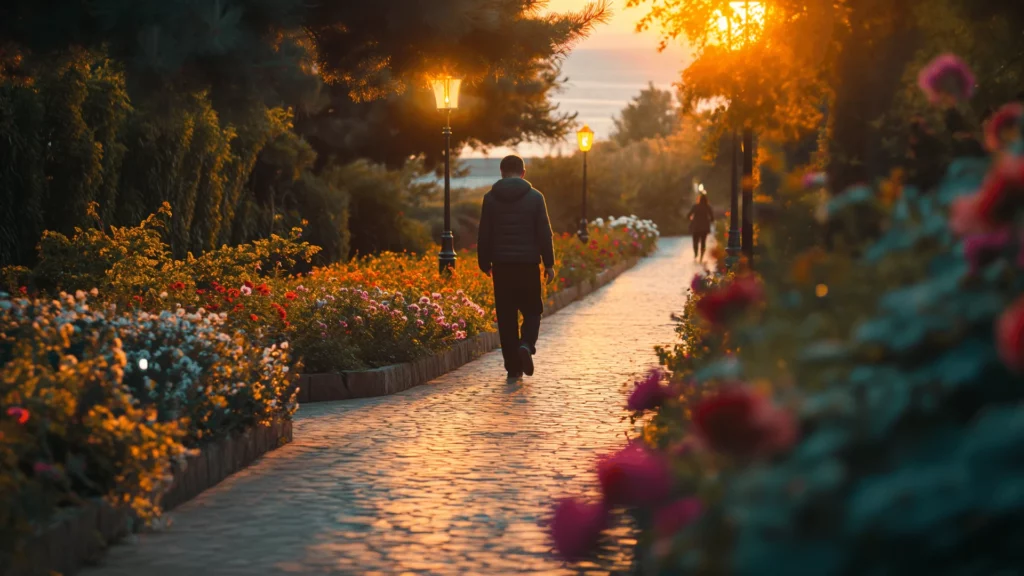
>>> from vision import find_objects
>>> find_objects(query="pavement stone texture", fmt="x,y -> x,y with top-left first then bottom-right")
85,237 -> 703,576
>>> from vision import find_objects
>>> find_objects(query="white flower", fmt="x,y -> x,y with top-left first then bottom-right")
159,291 -> 168,299
280,342 -> 289,350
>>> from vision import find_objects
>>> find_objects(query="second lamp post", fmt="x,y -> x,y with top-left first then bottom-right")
432,76 -> 462,274
576,124 -> 594,243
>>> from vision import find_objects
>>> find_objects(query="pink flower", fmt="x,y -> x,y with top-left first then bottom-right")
549,498 -> 609,560
240,285 -> 252,296
918,53 -> 975,105
964,228 -> 1012,273
997,296 -> 1024,372
597,443 -> 672,507
33,462 -> 60,479
627,369 -> 671,412
692,384 -> 797,458
6,406 -> 29,425
801,172 -> 827,189
985,102 -> 1023,152
653,498 -> 704,538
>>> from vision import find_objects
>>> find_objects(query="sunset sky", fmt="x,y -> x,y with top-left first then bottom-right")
461,0 -> 690,160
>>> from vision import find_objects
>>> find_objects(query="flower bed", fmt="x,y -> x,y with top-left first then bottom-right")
0,291 -> 297,569
546,59 -> 1024,574
0,204 -> 658,566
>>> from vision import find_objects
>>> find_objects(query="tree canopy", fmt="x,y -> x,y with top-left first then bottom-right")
611,82 -> 679,145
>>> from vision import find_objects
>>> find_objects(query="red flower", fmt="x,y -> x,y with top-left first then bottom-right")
215,285 -> 227,294
227,288 -> 241,299
132,295 -> 143,304
653,498 -> 704,538
255,283 -> 271,296
950,193 -> 987,236
250,314 -> 259,321
964,228 -> 1012,273
597,443 -> 672,507
985,102 -> 1023,152
284,291 -> 298,300
549,498 -> 609,560
271,302 -> 287,321
692,385 -> 797,458
627,369 -> 671,412
18,286 -> 27,295
196,289 -> 206,295
233,303 -> 244,312
695,275 -> 763,326
243,280 -> 254,289
206,304 -> 220,311
974,156 -> 1024,227
169,281 -> 185,291
7,406 -> 30,425
997,296 -> 1024,372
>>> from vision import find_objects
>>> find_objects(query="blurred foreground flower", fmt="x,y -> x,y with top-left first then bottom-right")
597,443 -> 672,507
695,275 -> 763,326
653,498 -> 704,538
627,369 -> 671,412
985,102 -> 1023,152
6,406 -> 30,425
997,296 -> 1024,372
692,385 -> 797,458
550,498 -> 609,560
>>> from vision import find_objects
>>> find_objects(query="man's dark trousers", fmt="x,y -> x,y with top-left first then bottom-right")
492,263 -> 543,374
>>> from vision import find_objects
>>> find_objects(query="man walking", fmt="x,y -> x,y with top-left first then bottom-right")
477,155 -> 556,380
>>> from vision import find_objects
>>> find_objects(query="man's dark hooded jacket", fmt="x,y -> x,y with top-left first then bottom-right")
477,177 -> 555,273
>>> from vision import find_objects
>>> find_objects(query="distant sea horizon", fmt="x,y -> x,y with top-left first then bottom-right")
426,47 -> 690,190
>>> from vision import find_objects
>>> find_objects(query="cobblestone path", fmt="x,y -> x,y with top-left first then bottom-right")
87,237 -> 701,576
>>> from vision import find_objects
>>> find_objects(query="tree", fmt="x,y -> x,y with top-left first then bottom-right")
611,82 -> 678,145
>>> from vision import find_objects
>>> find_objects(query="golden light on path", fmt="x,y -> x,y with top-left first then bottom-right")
710,1 -> 765,49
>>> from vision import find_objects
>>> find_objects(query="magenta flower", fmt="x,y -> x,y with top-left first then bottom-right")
653,498 -> 704,538
627,369 -> 671,412
985,102 -> 1023,152
690,273 -> 707,294
964,228 -> 1012,273
549,497 -> 608,560
597,443 -> 672,507
918,53 -> 975,105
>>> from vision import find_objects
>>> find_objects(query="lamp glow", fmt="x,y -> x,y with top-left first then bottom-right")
577,125 -> 595,152
431,77 -> 462,111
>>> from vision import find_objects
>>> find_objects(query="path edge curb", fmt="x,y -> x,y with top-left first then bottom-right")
5,420 -> 293,576
296,256 -> 642,403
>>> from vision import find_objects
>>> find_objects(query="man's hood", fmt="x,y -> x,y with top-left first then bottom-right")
489,177 -> 532,202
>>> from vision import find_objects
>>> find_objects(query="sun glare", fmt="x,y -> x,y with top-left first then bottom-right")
711,2 -> 766,49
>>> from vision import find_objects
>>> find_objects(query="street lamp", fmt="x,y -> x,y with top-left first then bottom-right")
432,76 -> 462,274
576,124 -> 594,243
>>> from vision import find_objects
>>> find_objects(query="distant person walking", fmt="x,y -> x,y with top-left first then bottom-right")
688,192 -> 715,261
477,155 -> 556,380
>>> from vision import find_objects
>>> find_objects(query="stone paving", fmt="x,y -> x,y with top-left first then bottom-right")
86,237 -> 702,576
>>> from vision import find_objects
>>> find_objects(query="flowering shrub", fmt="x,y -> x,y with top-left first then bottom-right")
0,290 -> 297,561
6,208 -> 657,373
549,57 -> 1024,574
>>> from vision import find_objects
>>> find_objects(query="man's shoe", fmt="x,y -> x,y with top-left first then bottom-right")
518,345 -> 535,377
507,371 -> 523,380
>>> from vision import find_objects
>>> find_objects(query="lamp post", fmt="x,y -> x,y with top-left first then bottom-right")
576,124 -> 594,243
715,1 -> 762,266
432,76 -> 462,274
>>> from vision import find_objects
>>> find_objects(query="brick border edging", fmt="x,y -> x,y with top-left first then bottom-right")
5,420 -> 293,576
296,256 -> 642,403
